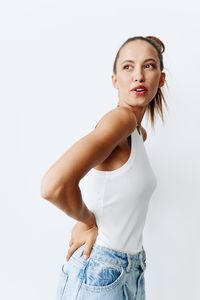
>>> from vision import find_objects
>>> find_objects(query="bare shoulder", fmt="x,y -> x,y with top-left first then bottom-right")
95,106 -> 137,133
43,106 -> 138,186
140,126 -> 147,142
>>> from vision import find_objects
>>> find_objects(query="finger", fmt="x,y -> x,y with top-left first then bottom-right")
66,243 -> 82,261
68,240 -> 73,247
82,240 -> 94,260
66,244 -> 76,261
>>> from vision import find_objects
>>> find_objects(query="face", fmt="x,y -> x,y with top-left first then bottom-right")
112,40 -> 166,108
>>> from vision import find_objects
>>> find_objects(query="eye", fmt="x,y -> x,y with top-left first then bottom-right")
145,63 -> 156,70
123,64 -> 133,70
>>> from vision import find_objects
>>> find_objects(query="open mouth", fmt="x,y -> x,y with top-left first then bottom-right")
131,89 -> 147,95
130,86 -> 148,95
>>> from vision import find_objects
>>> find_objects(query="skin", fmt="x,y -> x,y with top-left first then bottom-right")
41,39 -> 166,261
112,39 -> 166,128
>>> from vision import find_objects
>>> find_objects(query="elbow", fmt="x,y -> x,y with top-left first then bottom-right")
40,175 -> 64,202
40,186 -> 53,201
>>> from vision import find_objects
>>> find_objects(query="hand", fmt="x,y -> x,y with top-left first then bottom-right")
66,217 -> 98,261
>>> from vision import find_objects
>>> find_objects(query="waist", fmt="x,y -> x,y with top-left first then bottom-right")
73,243 -> 146,272
94,221 -> 145,255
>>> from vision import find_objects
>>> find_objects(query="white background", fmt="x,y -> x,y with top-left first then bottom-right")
0,1 -> 200,299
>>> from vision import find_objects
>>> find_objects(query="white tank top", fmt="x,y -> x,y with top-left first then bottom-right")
79,127 -> 157,254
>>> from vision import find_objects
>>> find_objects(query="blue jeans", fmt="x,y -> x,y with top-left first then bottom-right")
56,243 -> 147,300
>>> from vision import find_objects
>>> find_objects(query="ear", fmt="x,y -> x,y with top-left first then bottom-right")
112,74 -> 118,89
159,72 -> 166,88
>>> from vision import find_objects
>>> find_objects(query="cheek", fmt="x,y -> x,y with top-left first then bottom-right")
152,80 -> 160,90
118,74 -> 132,87
150,82 -> 160,99
152,72 -> 162,86
149,74 -> 160,92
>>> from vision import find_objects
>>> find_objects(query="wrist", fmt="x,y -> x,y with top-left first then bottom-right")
81,211 -> 97,227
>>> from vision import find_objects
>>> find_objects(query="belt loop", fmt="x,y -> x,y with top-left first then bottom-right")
139,251 -> 146,271
126,254 -> 132,273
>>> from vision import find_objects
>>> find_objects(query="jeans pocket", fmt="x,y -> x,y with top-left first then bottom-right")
81,258 -> 124,292
56,263 -> 69,300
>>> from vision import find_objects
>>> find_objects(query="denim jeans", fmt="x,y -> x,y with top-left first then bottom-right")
56,243 -> 147,300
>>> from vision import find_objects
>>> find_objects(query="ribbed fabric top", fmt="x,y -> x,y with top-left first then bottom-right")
79,128 -> 157,254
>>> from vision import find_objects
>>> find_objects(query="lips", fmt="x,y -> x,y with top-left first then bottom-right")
130,85 -> 148,96
130,85 -> 148,92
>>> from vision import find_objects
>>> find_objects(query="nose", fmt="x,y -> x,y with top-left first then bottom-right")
133,68 -> 144,82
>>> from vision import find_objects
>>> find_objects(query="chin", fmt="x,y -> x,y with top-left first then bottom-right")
130,100 -> 147,107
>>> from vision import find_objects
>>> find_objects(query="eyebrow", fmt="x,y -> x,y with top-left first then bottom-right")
121,58 -> 158,65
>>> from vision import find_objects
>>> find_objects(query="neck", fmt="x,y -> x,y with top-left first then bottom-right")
117,103 -> 146,127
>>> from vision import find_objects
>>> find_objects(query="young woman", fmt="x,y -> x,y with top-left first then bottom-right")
41,35 -> 167,300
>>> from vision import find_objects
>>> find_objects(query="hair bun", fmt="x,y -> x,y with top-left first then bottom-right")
145,36 -> 165,54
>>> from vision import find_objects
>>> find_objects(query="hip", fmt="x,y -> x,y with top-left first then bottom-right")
56,243 -> 147,300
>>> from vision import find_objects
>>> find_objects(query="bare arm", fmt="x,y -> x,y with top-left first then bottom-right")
40,106 -> 137,225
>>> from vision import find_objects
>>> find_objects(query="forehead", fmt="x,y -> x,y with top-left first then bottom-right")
118,40 -> 159,62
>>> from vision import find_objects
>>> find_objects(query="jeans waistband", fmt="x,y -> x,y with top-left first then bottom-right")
75,243 -> 146,273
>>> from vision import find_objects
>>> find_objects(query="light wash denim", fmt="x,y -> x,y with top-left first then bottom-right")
56,243 -> 147,300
